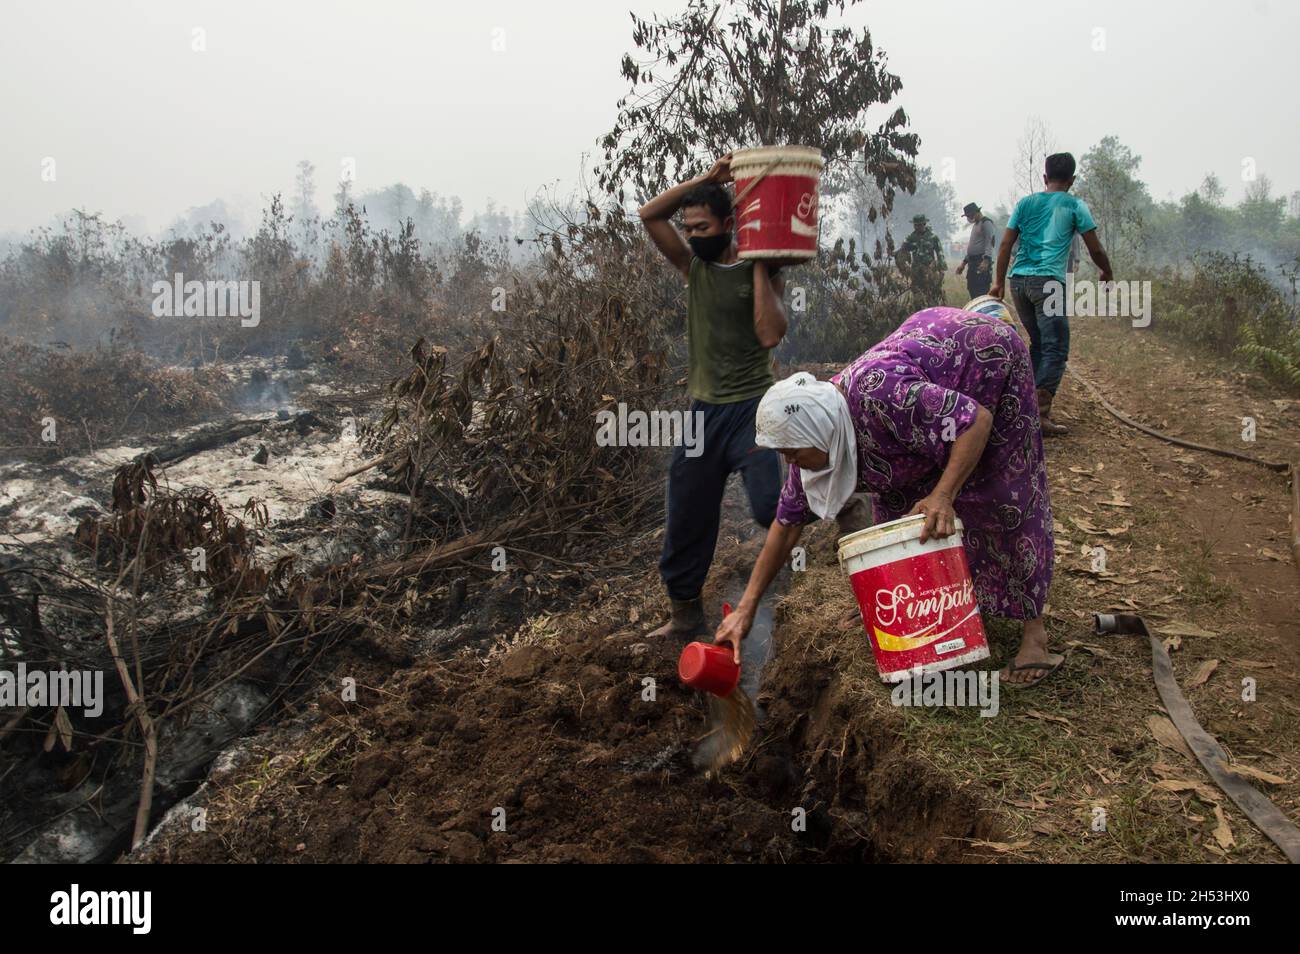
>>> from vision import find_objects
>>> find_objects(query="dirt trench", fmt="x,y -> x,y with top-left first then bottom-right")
134,506 -> 1001,864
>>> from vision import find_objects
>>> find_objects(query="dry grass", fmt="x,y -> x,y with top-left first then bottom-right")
0,338 -> 232,457
761,317 -> 1300,863
775,528 -> 1295,862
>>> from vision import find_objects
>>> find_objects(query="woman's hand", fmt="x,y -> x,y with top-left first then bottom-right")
714,604 -> 754,665
908,489 -> 957,542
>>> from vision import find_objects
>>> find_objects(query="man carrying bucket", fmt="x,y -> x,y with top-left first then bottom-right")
989,153 -> 1113,437
956,203 -> 997,299
638,154 -> 789,639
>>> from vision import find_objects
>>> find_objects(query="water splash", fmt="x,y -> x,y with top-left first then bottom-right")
689,594 -> 773,774
691,686 -> 757,775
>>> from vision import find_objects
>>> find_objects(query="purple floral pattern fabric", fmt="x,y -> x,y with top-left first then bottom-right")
776,307 -> 1053,619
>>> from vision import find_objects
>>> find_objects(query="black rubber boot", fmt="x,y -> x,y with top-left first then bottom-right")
647,596 -> 707,639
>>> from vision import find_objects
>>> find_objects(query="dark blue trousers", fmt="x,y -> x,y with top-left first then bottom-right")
659,396 -> 781,601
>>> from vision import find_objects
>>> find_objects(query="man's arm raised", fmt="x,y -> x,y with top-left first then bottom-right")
638,154 -> 733,279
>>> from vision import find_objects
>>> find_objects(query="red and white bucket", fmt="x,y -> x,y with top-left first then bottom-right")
837,514 -> 990,682
731,145 -> 823,261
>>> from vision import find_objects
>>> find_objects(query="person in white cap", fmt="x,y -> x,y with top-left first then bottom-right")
715,306 -> 1063,688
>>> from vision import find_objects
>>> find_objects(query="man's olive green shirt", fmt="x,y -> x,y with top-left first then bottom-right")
686,256 -> 775,404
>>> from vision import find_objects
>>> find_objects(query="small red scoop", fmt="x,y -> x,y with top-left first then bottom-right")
677,603 -> 740,697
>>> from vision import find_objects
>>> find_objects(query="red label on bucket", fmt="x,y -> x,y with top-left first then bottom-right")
846,544 -> 989,681
734,174 -> 820,259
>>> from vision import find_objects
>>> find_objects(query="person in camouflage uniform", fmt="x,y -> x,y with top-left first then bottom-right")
897,214 -> 946,305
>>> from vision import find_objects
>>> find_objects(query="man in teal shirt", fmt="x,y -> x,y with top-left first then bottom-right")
991,152 -> 1112,436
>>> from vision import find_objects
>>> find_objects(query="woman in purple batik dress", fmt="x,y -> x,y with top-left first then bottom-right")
716,306 -> 1061,687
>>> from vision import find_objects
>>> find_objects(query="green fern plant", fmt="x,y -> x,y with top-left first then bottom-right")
1237,321 -> 1300,389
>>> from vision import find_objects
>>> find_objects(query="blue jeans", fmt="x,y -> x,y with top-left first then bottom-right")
1010,274 -> 1069,394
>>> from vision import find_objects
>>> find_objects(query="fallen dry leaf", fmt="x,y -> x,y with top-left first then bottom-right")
1148,714 -> 1195,761
1090,763 -> 1119,785
1009,797 -> 1050,810
1187,659 -> 1218,688
1064,640 -> 1115,659
969,839 -> 1033,853
1024,709 -> 1074,732
577,744 -> 615,767
1211,805 -> 1235,850
1155,778 -> 1220,802
1156,620 -> 1218,639
54,706 -> 74,752
1217,761 -> 1288,786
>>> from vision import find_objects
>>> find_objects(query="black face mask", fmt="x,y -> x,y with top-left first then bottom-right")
688,232 -> 731,262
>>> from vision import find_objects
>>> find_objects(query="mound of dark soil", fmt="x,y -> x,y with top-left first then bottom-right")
137,573 -> 1002,863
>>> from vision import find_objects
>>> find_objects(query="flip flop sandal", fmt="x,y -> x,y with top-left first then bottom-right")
1001,657 -> 1064,689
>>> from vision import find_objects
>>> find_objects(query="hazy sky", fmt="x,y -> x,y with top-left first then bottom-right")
2,0 -> 1295,235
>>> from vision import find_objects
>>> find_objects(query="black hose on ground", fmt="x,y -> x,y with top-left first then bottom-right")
1093,612 -> 1300,863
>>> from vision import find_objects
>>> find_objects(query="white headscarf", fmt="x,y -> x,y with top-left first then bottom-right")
755,372 -> 858,520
